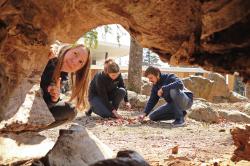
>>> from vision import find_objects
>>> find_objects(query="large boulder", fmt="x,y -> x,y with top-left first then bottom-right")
207,73 -> 231,100
188,99 -> 250,123
244,103 -> 250,114
141,77 -> 152,96
121,90 -> 165,111
123,75 -> 152,96
183,74 -> 247,103
40,125 -> 114,166
0,82 -> 54,132
188,100 -> 220,123
0,124 -> 115,165
90,150 -> 150,166
0,132 -> 55,165
183,76 -> 214,101
218,110 -> 250,124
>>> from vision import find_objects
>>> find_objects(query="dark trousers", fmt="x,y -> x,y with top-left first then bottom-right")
46,101 -> 77,129
89,88 -> 126,118
149,89 -> 193,121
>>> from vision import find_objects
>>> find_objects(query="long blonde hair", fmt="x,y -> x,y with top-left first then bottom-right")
51,42 -> 91,110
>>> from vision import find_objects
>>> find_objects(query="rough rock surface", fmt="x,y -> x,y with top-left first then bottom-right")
188,100 -> 220,123
183,74 -> 247,103
0,83 -> 54,132
189,99 -> 250,123
0,132 -> 55,165
244,103 -> 250,114
231,125 -> 250,162
90,150 -> 150,166
246,83 -> 250,99
1,0 -> 250,113
121,90 -> 165,111
40,125 -> 114,166
141,77 -> 153,96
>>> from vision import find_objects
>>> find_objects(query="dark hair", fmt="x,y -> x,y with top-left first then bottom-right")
144,66 -> 161,77
104,59 -> 120,73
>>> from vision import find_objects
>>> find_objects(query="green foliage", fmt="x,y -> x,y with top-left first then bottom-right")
234,76 -> 246,96
104,25 -> 112,34
83,24 -> 125,48
83,30 -> 98,49
115,25 -> 126,46
102,24 -> 125,46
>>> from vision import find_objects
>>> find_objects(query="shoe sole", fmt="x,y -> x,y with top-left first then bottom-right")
172,123 -> 186,127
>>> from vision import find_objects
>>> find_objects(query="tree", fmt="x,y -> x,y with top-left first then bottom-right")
83,24 -> 125,49
128,38 -> 143,93
142,49 -> 160,66
245,83 -> 250,99
83,29 -> 98,48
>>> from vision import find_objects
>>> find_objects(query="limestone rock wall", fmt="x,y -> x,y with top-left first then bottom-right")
0,0 -> 250,115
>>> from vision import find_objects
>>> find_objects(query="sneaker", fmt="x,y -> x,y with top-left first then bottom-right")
172,118 -> 185,127
85,108 -> 92,117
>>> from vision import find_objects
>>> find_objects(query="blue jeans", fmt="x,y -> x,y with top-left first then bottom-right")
149,89 -> 193,121
89,88 -> 126,118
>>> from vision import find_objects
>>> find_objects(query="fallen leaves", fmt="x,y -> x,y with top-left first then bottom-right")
95,118 -> 143,126
172,145 -> 179,154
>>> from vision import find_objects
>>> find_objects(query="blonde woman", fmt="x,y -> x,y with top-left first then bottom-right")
40,41 -> 91,128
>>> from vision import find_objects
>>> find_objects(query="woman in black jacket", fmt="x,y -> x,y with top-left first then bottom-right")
40,41 -> 91,128
87,59 -> 131,118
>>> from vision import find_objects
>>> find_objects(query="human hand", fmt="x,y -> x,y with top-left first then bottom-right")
138,113 -> 146,122
157,88 -> 163,97
112,109 -> 123,119
125,102 -> 131,110
48,77 -> 61,102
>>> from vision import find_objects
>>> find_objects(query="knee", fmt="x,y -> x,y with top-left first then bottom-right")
66,103 -> 77,121
149,113 -> 158,121
99,111 -> 113,118
169,89 -> 178,99
68,108 -> 77,121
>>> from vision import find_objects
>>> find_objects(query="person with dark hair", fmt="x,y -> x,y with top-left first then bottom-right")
138,66 -> 193,127
87,59 -> 131,118
40,41 -> 91,129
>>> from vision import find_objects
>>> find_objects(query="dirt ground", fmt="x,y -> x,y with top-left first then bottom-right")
40,101 -> 250,166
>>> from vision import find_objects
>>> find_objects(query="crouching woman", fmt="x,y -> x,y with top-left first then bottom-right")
40,41 -> 91,128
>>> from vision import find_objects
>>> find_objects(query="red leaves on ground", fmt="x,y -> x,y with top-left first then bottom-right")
96,118 -> 142,126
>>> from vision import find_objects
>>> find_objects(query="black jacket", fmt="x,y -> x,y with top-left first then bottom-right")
88,71 -> 128,110
144,73 -> 193,116
40,58 -> 68,106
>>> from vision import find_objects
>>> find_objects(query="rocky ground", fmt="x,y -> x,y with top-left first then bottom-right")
40,100 -> 250,166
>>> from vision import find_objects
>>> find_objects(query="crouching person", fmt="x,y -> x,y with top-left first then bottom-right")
40,41 -> 91,129
138,66 -> 193,127
87,59 -> 130,118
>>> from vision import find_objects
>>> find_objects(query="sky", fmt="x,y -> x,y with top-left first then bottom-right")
94,24 -> 169,67
96,24 -> 131,46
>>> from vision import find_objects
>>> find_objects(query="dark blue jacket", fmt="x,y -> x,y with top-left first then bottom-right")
144,73 -> 193,116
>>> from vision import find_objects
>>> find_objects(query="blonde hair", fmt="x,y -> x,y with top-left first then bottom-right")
51,42 -> 91,110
